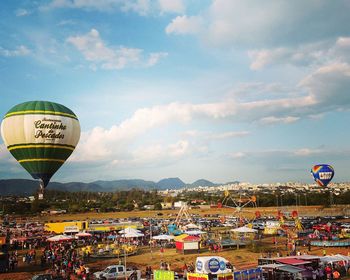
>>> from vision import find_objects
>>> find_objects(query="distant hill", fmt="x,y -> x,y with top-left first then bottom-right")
0,179 -> 103,195
156,178 -> 186,189
93,179 -> 157,191
189,179 -> 217,187
0,179 -> 39,196
0,178 -> 239,196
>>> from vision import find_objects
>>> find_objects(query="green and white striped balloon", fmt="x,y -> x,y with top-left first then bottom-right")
1,101 -> 80,195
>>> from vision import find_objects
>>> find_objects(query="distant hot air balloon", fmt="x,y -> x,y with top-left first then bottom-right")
311,164 -> 334,187
1,101 -> 80,199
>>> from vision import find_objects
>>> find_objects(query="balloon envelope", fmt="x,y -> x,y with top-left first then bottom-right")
311,164 -> 334,187
1,101 -> 80,188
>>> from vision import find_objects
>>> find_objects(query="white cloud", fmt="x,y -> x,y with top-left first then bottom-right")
166,15 -> 203,35
336,37 -> 350,48
15,9 -> 30,17
71,59 -> 350,166
146,52 -> 168,67
230,152 -> 246,159
41,0 -> 151,14
131,140 -> 190,165
120,0 -> 151,15
248,47 -> 323,70
260,116 -> 299,125
248,37 -> 350,70
293,148 -> 321,157
209,131 -> 250,140
41,0 -> 184,15
41,0 -> 142,13
57,19 -> 76,26
67,29 -> 167,69
158,0 -> 184,14
166,1 -> 350,48
183,130 -> 250,140
0,45 -> 31,57
299,63 -> 350,108
0,144 -> 9,158
72,101 -> 239,162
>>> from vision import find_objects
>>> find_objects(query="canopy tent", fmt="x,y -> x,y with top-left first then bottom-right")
47,234 -> 74,242
320,255 -> 350,264
184,230 -> 206,235
174,234 -> 189,242
118,227 -> 141,234
276,258 -> 311,266
75,232 -> 92,237
121,232 -> 144,238
231,226 -> 257,233
175,234 -> 201,254
259,264 -> 305,274
277,266 -> 305,274
152,234 -> 175,240
183,223 -> 200,229
334,254 -> 350,262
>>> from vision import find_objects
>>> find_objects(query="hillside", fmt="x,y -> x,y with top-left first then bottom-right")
0,177 -> 237,195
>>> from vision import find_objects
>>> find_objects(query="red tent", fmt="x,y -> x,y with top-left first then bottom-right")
276,258 -> 311,266
175,235 -> 201,254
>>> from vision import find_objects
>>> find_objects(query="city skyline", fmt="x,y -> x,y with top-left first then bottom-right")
1,1 -> 350,184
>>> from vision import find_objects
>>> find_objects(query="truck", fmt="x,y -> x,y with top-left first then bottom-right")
93,265 -> 141,280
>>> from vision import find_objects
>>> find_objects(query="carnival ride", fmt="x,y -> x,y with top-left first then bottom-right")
277,210 -> 303,240
167,203 -> 193,236
82,243 -> 138,258
220,189 -> 258,226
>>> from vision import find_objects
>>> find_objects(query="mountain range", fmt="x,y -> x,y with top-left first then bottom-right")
0,178 -> 239,196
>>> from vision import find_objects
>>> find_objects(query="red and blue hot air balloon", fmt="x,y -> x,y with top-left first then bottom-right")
311,164 -> 334,187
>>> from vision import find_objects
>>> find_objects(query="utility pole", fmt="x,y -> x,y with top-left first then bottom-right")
149,211 -> 153,259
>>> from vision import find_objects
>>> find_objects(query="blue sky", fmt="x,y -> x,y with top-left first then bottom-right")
1,0 -> 350,184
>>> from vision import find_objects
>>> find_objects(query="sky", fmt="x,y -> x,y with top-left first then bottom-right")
0,0 -> 350,184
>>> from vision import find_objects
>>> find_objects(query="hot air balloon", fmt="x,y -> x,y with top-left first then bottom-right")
311,164 -> 334,187
1,101 -> 80,199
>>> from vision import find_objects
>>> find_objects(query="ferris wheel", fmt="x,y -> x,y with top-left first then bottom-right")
221,188 -> 258,226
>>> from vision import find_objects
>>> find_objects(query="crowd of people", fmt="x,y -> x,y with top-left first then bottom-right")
39,242 -> 90,279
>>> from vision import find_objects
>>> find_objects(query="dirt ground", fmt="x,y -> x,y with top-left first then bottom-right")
34,205 -> 348,223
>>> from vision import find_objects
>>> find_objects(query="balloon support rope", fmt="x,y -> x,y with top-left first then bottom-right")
38,180 -> 45,200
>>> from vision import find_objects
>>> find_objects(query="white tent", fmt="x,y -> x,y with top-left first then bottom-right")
334,254 -> 350,262
231,226 -> 257,233
121,232 -> 144,238
184,223 -> 200,230
47,234 -> 74,242
185,230 -> 206,235
118,227 -> 141,234
152,234 -> 174,240
320,255 -> 350,264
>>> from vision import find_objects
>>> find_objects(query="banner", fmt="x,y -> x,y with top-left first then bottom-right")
187,273 -> 209,280
218,273 -> 234,280
234,268 -> 262,280
154,270 -> 175,280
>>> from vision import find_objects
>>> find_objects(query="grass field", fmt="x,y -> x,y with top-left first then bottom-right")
34,205 -> 348,223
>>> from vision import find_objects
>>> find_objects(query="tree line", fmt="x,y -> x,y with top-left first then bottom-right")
1,189 -> 350,215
